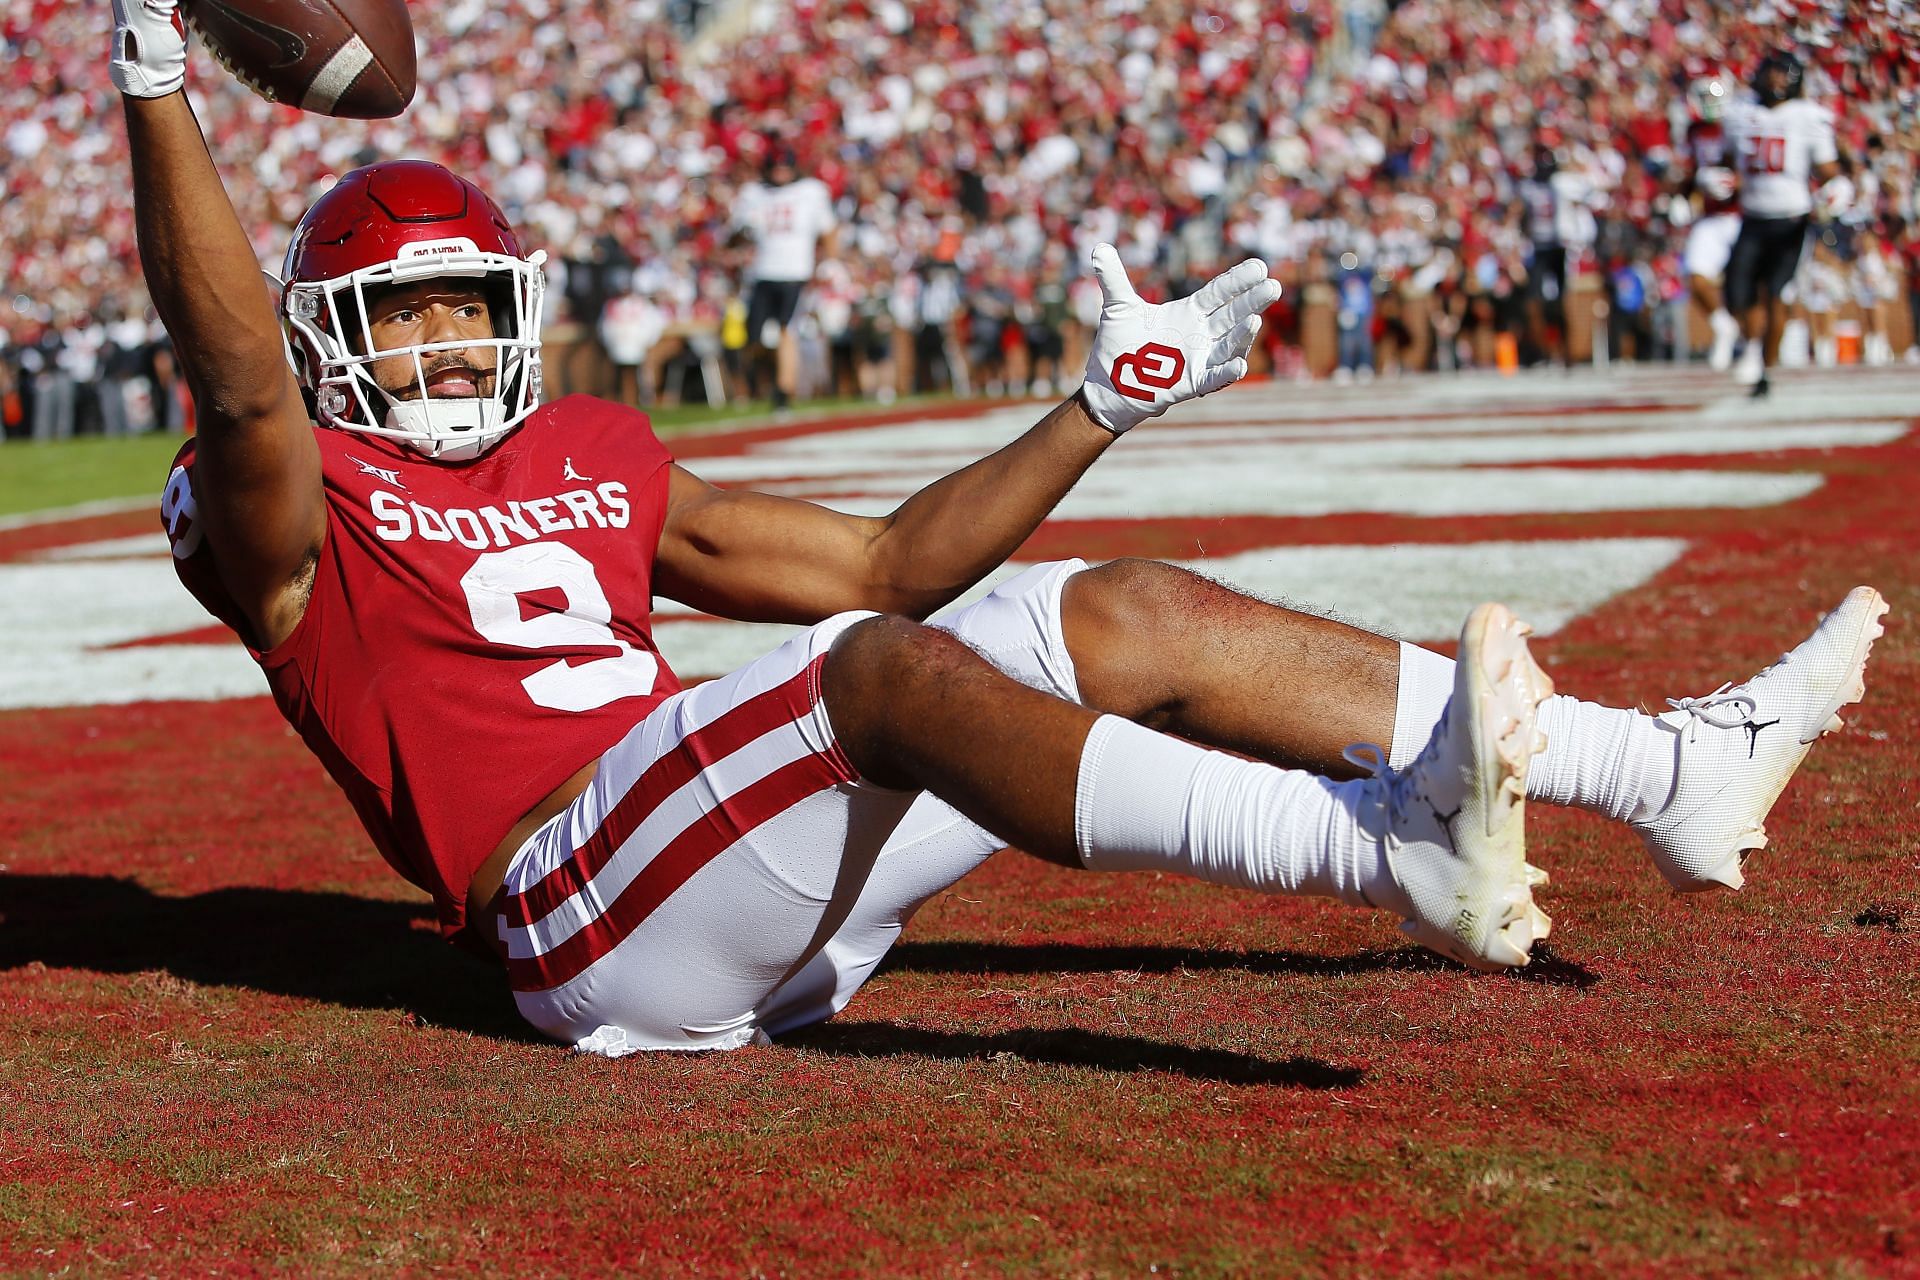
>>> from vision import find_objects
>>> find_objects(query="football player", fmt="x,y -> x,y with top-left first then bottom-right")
1515,144 -> 1573,368
1678,74 -> 1744,370
1722,50 -> 1849,396
731,143 -> 837,412
114,0 -> 1886,1055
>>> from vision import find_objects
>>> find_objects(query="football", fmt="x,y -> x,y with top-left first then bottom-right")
183,0 -> 416,119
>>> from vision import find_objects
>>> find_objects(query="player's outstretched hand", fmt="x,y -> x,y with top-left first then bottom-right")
110,0 -> 188,99
1815,174 -> 1857,221
1078,244 -> 1280,435
1696,165 -> 1738,203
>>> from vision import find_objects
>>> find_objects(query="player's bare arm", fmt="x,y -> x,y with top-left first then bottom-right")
656,249 -> 1278,623
1813,155 -> 1845,200
117,2 -> 324,651
655,393 -> 1114,622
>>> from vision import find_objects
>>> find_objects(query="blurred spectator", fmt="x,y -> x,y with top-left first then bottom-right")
1856,229 -> 1902,365
5,0 -> 1919,437
914,262 -> 967,395
1606,253 -> 1655,362
28,327 -> 74,442
0,336 -> 23,441
965,264 -> 1018,397
600,286 -> 669,406
1024,247 -> 1072,396
1334,251 -> 1375,382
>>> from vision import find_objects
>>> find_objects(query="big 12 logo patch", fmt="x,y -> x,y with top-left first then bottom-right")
1110,342 -> 1185,402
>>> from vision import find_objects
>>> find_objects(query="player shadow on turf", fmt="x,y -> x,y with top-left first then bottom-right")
0,873 -> 537,1042
781,1022 -> 1366,1088
877,939 -> 1600,989
0,876 -> 1595,1073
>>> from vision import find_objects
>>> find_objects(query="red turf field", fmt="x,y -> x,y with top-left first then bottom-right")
2,366 -> 1916,1276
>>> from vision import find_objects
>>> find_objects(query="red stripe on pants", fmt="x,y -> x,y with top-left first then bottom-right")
506,655 -> 836,929
504,748 -> 855,991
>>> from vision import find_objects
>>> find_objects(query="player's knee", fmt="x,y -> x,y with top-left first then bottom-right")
1062,558 -> 1196,723
1066,558 -> 1195,639
826,612 -> 916,685
824,614 -> 967,734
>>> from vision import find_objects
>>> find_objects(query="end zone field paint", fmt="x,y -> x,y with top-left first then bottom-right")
1,367 -> 1906,707
0,365 -> 1915,1277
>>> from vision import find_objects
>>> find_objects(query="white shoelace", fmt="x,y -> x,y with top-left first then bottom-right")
1663,681 -> 1761,738
1343,741 -> 1428,830
1343,742 -> 1390,777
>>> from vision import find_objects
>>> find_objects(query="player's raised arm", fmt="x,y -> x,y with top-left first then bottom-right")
656,247 -> 1277,623
113,0 -> 324,650
1810,115 -> 1848,214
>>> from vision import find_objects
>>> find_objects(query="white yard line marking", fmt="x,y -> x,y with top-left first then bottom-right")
0,496 -> 153,531
776,468 -> 1824,521
648,537 -> 1688,678
0,560 -> 267,708
6,367 -> 1911,708
28,533 -> 172,561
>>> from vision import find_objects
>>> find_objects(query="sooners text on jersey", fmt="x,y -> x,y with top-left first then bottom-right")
162,396 -> 683,937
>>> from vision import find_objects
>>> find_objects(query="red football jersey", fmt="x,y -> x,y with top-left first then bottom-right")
162,396 -> 684,937
1688,120 -> 1739,216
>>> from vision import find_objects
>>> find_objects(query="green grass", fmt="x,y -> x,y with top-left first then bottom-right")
0,393 -> 959,519
0,433 -> 192,518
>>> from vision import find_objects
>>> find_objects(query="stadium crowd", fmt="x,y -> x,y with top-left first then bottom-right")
6,0 -> 1920,437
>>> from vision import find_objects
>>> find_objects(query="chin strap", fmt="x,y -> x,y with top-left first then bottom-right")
386,397 -> 505,459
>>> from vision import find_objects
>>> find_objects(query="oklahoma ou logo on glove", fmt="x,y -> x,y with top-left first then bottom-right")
1109,343 -> 1185,401
1079,243 -> 1280,435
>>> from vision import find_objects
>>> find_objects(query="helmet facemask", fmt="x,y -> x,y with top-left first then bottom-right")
284,237 -> 548,462
1689,77 -> 1727,124
1754,53 -> 1804,107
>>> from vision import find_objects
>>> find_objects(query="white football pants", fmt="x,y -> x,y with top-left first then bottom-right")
498,560 -> 1088,1054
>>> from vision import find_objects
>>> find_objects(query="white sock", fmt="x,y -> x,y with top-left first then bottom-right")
1073,714 -> 1404,913
1388,642 -> 1675,824
1390,642 -> 1456,770
1528,695 -> 1676,823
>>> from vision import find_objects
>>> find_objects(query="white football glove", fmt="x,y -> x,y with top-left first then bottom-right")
1078,244 -> 1279,435
110,0 -> 188,99
1696,165 -> 1738,203
1815,174 -> 1857,220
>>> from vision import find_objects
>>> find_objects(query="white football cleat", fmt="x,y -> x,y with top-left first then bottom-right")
1348,603 -> 1555,971
1634,587 -> 1889,892
1707,311 -> 1740,372
1732,341 -> 1764,387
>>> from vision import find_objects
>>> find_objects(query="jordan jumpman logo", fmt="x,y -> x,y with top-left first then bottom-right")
563,457 -> 592,483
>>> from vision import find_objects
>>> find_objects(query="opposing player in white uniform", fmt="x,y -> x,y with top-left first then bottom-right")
732,146 -> 837,412
1678,76 -> 1744,370
1722,51 -> 1848,396
112,0 -> 1889,1058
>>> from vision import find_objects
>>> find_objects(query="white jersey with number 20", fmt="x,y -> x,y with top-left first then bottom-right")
1727,97 -> 1838,219
735,178 -> 837,283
